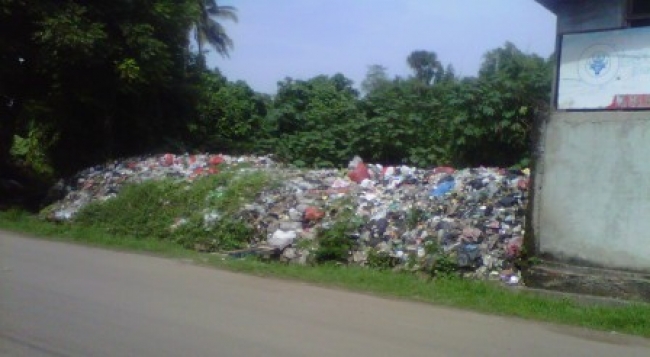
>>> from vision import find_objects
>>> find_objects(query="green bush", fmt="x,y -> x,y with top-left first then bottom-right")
406,207 -> 427,230
315,221 -> 355,264
422,240 -> 459,279
428,252 -> 458,278
10,120 -> 57,179
74,169 -> 269,251
173,217 -> 253,252
75,179 -> 181,239
366,249 -> 398,270
190,71 -> 268,153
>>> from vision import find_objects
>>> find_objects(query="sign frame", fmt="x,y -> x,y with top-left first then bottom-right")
556,26 -> 650,111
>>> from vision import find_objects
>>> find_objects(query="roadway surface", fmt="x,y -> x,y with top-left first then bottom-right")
1,231 -> 649,356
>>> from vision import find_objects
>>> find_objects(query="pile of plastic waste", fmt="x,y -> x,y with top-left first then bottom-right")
46,153 -> 530,284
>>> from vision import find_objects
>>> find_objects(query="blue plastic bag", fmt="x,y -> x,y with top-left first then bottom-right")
430,179 -> 455,197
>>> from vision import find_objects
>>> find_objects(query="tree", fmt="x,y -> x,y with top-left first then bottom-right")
479,41 -> 528,79
191,70 -> 267,152
262,74 -> 361,167
0,0 -> 44,169
448,42 -> 552,167
407,50 -> 443,86
361,64 -> 390,95
440,64 -> 457,83
0,0 -> 201,175
354,52 -> 453,166
194,0 -> 237,65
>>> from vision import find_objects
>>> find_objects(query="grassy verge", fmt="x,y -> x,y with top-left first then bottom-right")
0,209 -> 192,257
2,210 -> 650,338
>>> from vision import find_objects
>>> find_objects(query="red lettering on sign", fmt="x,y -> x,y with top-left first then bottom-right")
607,94 -> 650,109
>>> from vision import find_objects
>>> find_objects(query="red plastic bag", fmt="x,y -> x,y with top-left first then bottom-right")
433,166 -> 455,175
348,162 -> 370,183
162,153 -> 174,167
506,237 -> 523,258
209,155 -> 224,166
517,178 -> 530,190
304,206 -> 325,222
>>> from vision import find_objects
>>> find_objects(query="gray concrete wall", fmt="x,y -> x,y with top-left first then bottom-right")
535,112 -> 650,271
532,0 -> 650,272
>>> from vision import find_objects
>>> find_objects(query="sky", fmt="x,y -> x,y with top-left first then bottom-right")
207,0 -> 557,94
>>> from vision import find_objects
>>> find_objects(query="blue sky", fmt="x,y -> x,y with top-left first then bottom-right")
207,0 -> 557,94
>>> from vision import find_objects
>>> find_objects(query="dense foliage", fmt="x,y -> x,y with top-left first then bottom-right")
259,45 -> 552,168
1,0 -> 552,191
1,0 -> 205,176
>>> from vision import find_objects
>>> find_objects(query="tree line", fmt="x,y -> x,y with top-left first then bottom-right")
1,0 -> 553,183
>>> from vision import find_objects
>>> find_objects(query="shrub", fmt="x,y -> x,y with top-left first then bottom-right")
173,217 -> 253,252
366,249 -> 398,270
74,169 -> 270,252
422,240 -> 459,279
314,222 -> 353,263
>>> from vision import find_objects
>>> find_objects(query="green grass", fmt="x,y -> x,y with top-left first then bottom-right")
68,169 -> 271,251
0,209 -> 192,257
2,210 -> 650,338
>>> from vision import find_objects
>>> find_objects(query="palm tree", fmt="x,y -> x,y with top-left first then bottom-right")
195,0 -> 237,63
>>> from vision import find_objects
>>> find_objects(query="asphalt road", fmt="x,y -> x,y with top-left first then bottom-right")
1,231 -> 649,357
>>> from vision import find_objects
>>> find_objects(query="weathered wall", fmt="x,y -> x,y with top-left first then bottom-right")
532,0 -> 650,272
535,112 -> 650,271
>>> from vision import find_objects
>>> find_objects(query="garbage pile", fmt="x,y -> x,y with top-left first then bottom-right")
44,153 -> 276,221
241,156 -> 529,284
46,153 -> 530,284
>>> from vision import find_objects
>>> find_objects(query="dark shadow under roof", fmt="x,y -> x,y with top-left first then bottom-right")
535,0 -> 570,14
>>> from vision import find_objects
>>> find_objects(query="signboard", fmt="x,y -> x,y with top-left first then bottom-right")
558,27 -> 650,110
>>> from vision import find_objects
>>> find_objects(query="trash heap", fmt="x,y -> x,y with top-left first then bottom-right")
45,153 -> 530,284
44,153 -> 276,221
240,156 -> 529,285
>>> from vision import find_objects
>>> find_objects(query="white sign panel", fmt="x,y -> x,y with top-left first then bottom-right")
558,27 -> 650,110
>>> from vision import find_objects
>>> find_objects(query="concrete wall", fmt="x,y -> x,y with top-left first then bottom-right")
535,112 -> 650,271
532,0 -> 650,272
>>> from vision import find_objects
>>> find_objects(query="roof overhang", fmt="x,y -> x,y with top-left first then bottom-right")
535,0 -> 568,14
